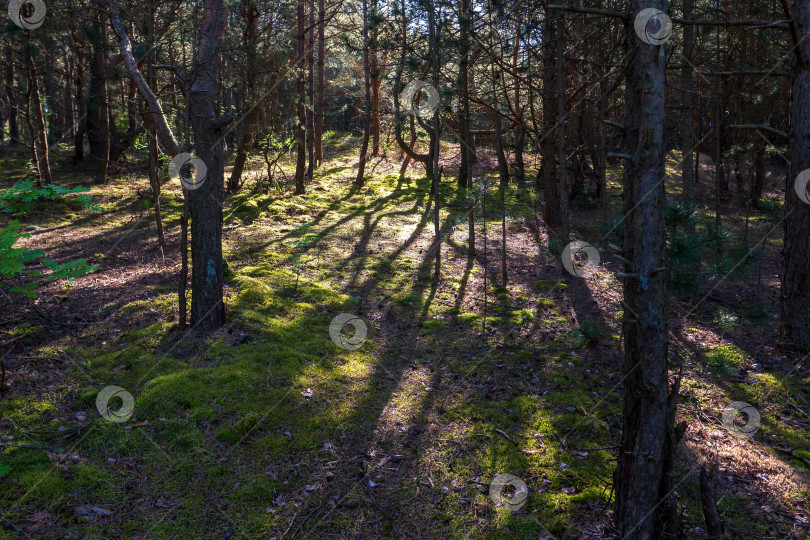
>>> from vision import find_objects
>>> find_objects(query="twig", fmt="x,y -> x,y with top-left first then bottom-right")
494,428 -> 518,445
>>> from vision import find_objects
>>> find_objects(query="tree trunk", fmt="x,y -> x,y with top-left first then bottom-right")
107,0 -> 225,330
187,0 -> 227,330
6,46 -> 19,145
681,0 -> 695,198
227,0 -> 259,193
24,72 -> 41,187
147,1 -> 165,253
542,5 -> 561,231
428,0 -> 441,279
512,21 -> 525,189
306,0 -> 315,181
73,50 -> 86,162
88,0 -> 110,184
494,108 -> 509,189
555,14 -> 570,245
458,0 -> 474,255
355,0 -> 371,187
63,54 -> 75,142
614,2 -> 677,538
370,3 -> 381,158
750,146 -> 764,209
27,46 -> 52,184
780,0 -> 810,347
46,52 -> 59,142
294,0 -> 307,194
315,0 -> 325,166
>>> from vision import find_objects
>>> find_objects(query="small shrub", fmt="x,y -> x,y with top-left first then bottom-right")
714,306 -> 739,332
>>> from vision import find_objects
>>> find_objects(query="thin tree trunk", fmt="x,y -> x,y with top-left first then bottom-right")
6,46 -> 18,145
63,54 -> 75,141
227,0 -> 259,193
370,1 -> 381,157
315,0 -> 325,166
750,146 -> 764,209
459,0 -> 474,255
147,1 -> 165,253
555,14 -> 569,244
24,75 -> 41,187
429,2 -> 441,279
46,52 -> 59,142
294,0 -> 307,194
27,47 -> 51,184
512,20 -> 525,188
306,0 -> 315,181
355,0 -> 371,187
682,0 -> 695,198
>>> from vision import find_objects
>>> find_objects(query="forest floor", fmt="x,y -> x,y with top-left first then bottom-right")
0,134 -> 809,539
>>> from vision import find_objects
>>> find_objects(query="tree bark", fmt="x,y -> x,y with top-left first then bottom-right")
5,46 -> 18,145
26,44 -> 52,184
306,0 -> 316,181
294,0 -> 307,194
780,0 -> 810,347
315,0 -> 325,166
458,0 -> 474,255
542,5 -> 561,231
355,0 -> 371,187
614,1 -> 676,538
88,0 -> 110,184
187,0 -> 227,330
512,20 -> 525,189
227,0 -> 259,193
107,0 -> 225,330
681,0 -> 695,198
555,13 -> 570,244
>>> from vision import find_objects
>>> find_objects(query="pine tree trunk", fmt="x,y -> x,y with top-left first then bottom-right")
614,2 -> 676,537
227,1 -> 259,193
188,0 -> 227,331
542,5 -> 561,231
315,0 -> 325,166
555,14 -> 569,244
6,46 -> 19,145
780,0 -> 810,347
294,0 -> 307,194
682,0 -> 695,199
88,0 -> 110,184
459,0 -> 474,255
355,0 -> 371,187
27,48 -> 52,184
306,0 -> 315,181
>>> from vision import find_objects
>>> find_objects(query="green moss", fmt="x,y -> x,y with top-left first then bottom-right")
705,344 -> 746,374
